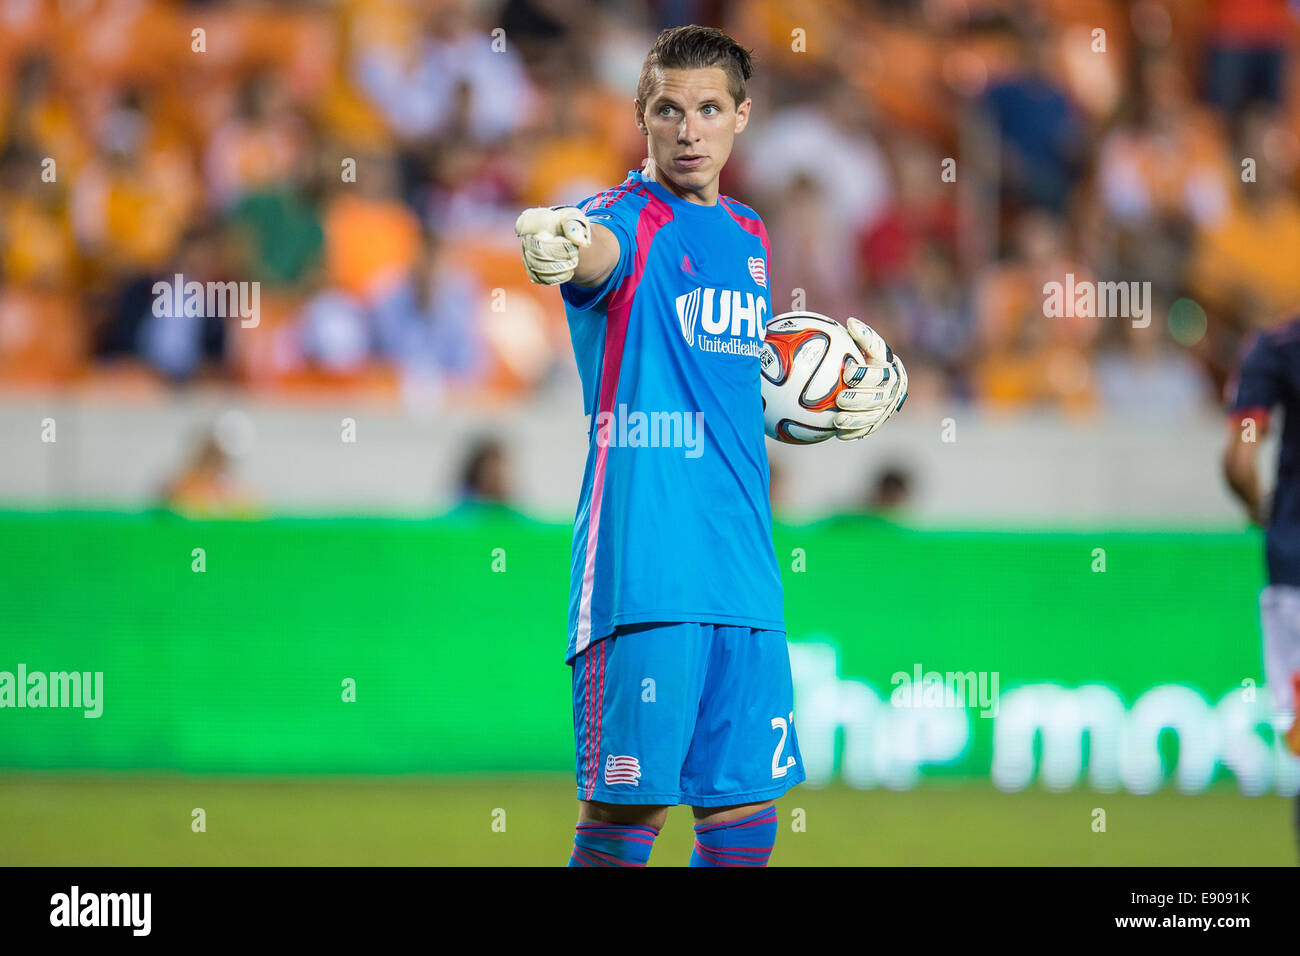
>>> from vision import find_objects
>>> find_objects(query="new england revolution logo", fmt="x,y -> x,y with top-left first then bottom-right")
747,256 -> 766,287
604,754 -> 642,787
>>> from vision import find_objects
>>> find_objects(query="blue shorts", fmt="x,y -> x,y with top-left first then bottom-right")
570,621 -> 805,807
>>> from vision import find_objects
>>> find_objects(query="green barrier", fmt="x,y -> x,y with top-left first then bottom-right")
0,511 -> 1293,794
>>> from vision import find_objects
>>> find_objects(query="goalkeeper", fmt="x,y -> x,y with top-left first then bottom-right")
514,25 -> 907,867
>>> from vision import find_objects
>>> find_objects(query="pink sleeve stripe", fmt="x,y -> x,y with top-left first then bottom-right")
582,189 -> 615,213
572,186 -> 672,657
586,177 -> 637,213
720,197 -> 770,260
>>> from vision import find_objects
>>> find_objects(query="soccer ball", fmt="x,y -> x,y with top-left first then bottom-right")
759,311 -> 873,444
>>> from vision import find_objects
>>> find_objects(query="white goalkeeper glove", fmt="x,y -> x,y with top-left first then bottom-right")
514,205 -> 592,285
833,317 -> 908,441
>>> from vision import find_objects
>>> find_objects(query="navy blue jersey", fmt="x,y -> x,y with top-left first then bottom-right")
1227,317 -> 1300,586
556,167 -> 785,663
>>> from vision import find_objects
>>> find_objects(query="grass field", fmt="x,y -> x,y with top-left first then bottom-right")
1,773 -> 1295,866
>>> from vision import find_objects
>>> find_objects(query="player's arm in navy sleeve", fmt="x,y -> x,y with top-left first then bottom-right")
1223,333 -> 1281,526
561,199 -> 638,312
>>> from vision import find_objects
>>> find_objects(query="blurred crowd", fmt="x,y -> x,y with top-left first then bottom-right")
1,0 -> 1298,418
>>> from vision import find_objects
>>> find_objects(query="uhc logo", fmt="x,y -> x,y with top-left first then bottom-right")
675,287 -> 768,356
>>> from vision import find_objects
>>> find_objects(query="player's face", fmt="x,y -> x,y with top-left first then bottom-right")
638,67 -> 750,203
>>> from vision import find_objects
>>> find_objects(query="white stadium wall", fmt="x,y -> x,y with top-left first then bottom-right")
0,390 -> 1269,524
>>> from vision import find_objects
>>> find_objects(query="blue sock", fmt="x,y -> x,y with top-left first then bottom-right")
568,821 -> 659,867
690,805 -> 778,866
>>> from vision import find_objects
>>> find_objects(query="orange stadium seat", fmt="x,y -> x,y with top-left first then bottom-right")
0,287 -> 88,386
442,238 -> 572,406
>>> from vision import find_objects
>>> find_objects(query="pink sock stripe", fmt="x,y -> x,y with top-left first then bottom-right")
698,816 -> 776,833
694,840 -> 773,860
694,807 -> 777,833
693,841 -> 766,866
698,851 -> 771,866
582,835 -> 656,847
570,845 -> 603,867
575,831 -> 657,846
577,823 -> 660,837
581,845 -> 640,867
702,848 -> 769,863
577,822 -> 660,832
698,844 -> 773,857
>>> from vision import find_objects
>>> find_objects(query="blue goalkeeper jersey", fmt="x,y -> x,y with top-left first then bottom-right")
558,167 -> 784,663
